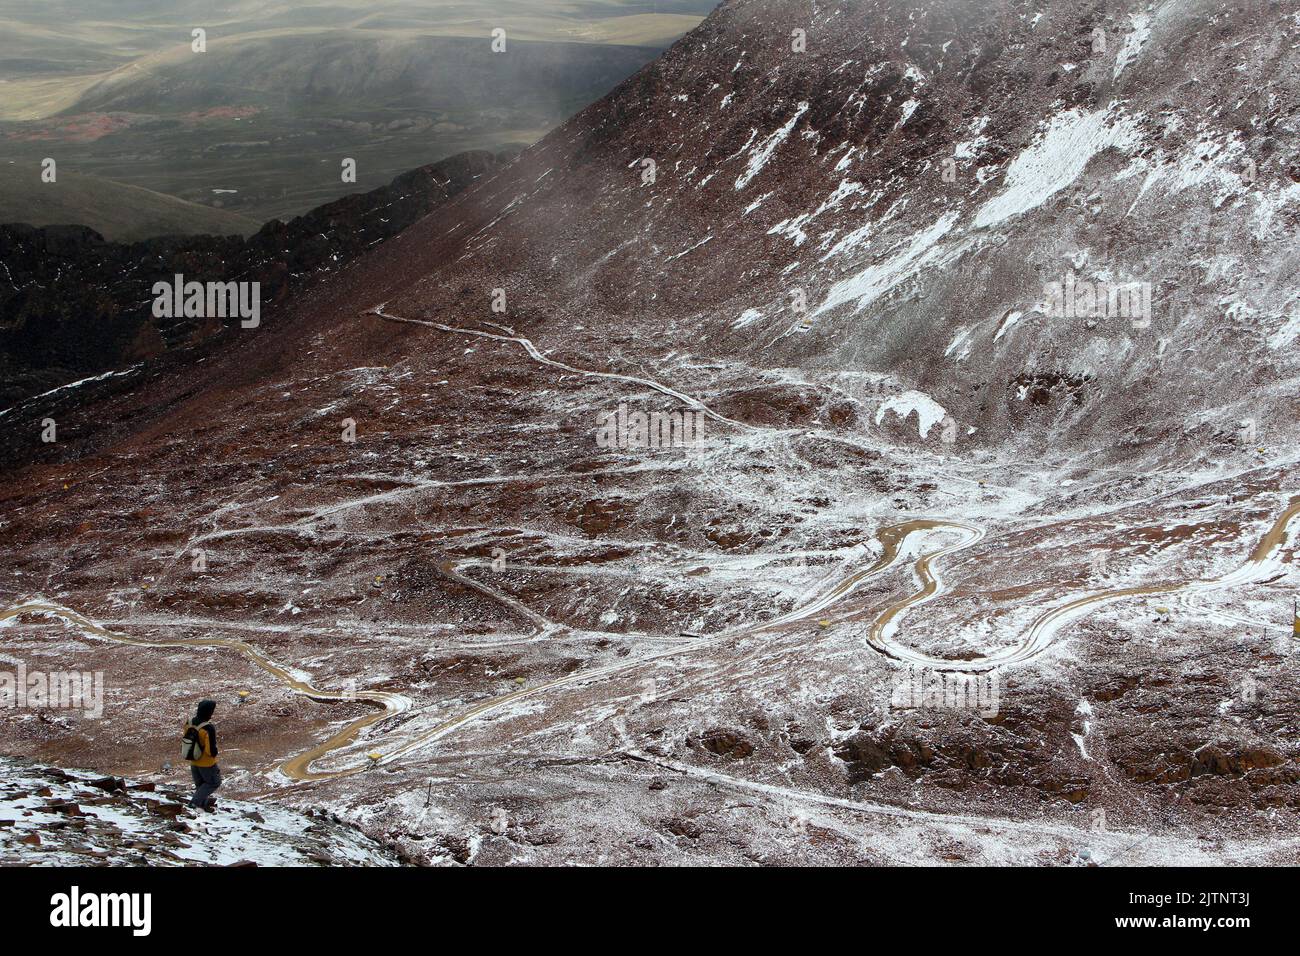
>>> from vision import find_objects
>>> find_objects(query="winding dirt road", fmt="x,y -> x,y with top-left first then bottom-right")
4,305 -> 1297,781
864,496 -> 1300,673
3,494 -> 1296,780
0,510 -> 916,779
0,601 -> 408,782
371,307 -> 754,430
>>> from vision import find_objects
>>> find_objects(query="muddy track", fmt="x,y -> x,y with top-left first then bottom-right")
4,495 -> 1295,781
866,497 -> 1300,672
0,601 -> 408,783
0,513 -> 922,781
4,307 -> 1296,783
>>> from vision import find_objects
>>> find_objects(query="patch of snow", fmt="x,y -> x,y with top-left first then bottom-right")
815,211 -> 967,316
768,179 -> 867,247
895,98 -> 920,128
875,391 -> 948,438
1268,313 -> 1300,351
994,310 -> 1023,342
665,236 -> 713,262
1114,13 -> 1152,80
735,102 -> 810,190
974,108 -> 1142,228
0,365 -> 142,421
945,327 -> 974,360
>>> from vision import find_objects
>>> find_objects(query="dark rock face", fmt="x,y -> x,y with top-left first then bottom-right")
1,0 -> 1299,864
0,149 -> 510,413
691,727 -> 756,759
0,758 -> 400,865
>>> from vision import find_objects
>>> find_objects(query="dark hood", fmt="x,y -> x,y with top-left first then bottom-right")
193,699 -> 216,724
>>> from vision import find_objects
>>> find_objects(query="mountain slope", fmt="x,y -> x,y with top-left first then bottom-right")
0,758 -> 402,866
354,0 -> 1300,467
0,169 -> 259,241
0,148 -> 508,413
2,0 -> 1299,865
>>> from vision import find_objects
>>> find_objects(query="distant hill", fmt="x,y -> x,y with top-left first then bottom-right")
0,148 -> 508,413
0,1 -> 717,223
0,169 -> 259,241
0,34 -> 671,224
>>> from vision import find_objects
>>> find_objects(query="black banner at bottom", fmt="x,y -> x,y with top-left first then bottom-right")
0,864 -> 1271,943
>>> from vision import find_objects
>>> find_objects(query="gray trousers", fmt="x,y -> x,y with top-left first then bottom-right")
189,764 -> 222,808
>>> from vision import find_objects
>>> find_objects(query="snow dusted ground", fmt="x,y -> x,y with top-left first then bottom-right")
2,0 -> 1300,864
3,374 -> 1295,864
0,758 -> 399,866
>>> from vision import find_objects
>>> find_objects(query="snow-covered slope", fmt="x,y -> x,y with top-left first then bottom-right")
354,0 -> 1300,468
2,0 -> 1299,865
0,758 -> 400,866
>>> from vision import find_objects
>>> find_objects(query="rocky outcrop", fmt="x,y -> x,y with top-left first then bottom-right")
0,149 -> 510,413
0,758 -> 402,866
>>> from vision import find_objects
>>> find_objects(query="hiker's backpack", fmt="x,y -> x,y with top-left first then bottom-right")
181,723 -> 209,762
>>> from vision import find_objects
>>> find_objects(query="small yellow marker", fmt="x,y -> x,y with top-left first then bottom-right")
237,690 -> 250,704
817,618 -> 832,629
515,677 -> 525,685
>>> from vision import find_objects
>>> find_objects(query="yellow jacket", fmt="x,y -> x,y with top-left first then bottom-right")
185,721 -> 218,767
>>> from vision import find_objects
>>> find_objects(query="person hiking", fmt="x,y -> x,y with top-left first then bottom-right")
182,698 -> 221,811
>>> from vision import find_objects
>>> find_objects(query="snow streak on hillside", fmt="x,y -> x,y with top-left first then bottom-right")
2,0 -> 1299,866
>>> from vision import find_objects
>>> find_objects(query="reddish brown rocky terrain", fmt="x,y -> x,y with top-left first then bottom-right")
2,0 -> 1299,865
